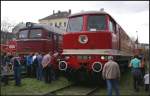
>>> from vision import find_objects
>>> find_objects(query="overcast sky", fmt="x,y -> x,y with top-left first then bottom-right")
1,1 -> 149,44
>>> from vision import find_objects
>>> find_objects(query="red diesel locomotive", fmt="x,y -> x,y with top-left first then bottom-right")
5,22 -> 64,70
58,10 -> 135,82
10,22 -> 63,55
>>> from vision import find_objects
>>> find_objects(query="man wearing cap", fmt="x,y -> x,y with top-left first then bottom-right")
102,56 -> 120,96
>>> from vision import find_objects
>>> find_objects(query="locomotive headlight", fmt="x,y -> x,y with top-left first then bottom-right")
26,22 -> 33,28
78,35 -> 88,44
100,56 -> 108,60
101,56 -> 105,60
57,59 -> 61,62
65,56 -> 70,60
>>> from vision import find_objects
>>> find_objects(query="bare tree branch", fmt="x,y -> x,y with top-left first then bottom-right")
1,20 -> 15,32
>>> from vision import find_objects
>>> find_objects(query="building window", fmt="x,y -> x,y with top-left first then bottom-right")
64,22 -> 66,27
50,23 -> 53,26
55,23 -> 57,27
59,22 -> 62,26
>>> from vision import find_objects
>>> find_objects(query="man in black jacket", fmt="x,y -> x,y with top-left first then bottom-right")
11,53 -> 22,86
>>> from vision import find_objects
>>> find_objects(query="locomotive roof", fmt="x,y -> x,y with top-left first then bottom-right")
68,11 -> 109,17
14,23 -> 64,35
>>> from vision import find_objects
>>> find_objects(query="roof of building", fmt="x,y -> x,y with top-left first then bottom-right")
39,10 -> 71,21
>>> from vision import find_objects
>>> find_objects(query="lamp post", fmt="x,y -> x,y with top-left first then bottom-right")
136,31 -> 139,48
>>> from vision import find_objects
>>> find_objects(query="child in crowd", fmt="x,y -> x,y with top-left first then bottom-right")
144,71 -> 149,92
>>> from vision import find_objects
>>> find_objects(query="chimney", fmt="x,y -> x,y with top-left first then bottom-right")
53,10 -> 55,14
100,8 -> 104,12
58,10 -> 61,14
69,9 -> 71,14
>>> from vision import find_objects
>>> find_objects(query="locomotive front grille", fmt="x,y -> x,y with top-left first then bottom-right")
77,55 -> 91,60
79,63 -> 88,68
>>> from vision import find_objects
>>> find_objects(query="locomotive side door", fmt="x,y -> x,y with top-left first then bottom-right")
108,17 -> 118,49
116,24 -> 120,50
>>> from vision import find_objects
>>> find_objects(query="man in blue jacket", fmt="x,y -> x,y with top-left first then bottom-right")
26,53 -> 33,77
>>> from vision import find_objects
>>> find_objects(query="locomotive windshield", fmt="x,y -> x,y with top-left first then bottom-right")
19,29 -> 42,39
19,30 -> 28,39
66,15 -> 106,32
29,29 -> 42,38
66,16 -> 83,32
87,15 -> 106,31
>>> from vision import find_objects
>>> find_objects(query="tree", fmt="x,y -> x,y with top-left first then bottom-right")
1,20 -> 15,32
1,20 -> 16,44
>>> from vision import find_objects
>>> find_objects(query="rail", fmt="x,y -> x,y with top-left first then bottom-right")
44,84 -> 99,95
44,83 -> 75,96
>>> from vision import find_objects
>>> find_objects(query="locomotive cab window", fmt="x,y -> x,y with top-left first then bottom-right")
48,32 -> 52,40
66,16 -> 83,32
29,29 -> 42,38
54,34 -> 57,41
58,35 -> 63,41
19,30 -> 28,39
87,15 -> 106,31
109,18 -> 116,33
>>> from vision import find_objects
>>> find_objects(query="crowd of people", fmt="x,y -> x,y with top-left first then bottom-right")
129,55 -> 149,92
102,55 -> 149,96
0,52 -> 149,95
1,51 -> 60,86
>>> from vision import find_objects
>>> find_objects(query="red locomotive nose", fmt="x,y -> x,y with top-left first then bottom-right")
63,32 -> 112,49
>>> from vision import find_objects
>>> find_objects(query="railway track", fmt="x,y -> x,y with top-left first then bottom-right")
44,83 -> 75,96
45,84 -> 99,95
86,87 -> 99,95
